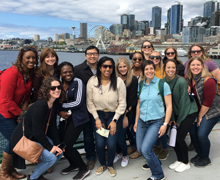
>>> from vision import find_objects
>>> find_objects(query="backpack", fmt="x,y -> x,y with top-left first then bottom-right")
203,75 -> 220,95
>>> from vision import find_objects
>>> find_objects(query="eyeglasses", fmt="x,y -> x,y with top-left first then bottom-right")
50,85 -> 61,91
23,47 -> 36,52
102,65 -> 114,69
166,52 -> 175,55
191,50 -> 202,54
149,56 -> 160,60
86,52 -> 99,56
132,58 -> 143,61
143,45 -> 152,49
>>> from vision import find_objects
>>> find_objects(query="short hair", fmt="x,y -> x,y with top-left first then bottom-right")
141,60 -> 155,75
57,61 -> 74,79
129,51 -> 145,60
163,59 -> 177,75
85,45 -> 100,55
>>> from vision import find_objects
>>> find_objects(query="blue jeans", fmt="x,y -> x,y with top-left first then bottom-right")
190,115 -> 220,160
92,111 -> 122,167
136,118 -> 164,179
30,137 -> 63,180
83,113 -> 96,161
0,113 -> 17,153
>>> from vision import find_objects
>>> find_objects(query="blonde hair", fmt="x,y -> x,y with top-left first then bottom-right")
149,51 -> 164,78
116,57 -> 133,87
186,56 -> 211,80
164,46 -> 183,64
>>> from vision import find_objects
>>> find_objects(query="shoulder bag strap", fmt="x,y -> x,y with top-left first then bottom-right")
45,106 -> 53,135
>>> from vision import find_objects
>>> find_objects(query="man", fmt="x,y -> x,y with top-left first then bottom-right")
74,45 -> 99,170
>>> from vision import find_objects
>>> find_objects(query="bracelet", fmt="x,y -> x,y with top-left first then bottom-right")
163,122 -> 168,126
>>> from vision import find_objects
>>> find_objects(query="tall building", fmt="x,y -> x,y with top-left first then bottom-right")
110,24 -> 115,34
34,34 -> 40,41
80,23 -> 87,39
128,14 -> 135,32
182,26 -> 190,44
64,33 -> 70,40
121,14 -> 129,31
203,0 -> 219,18
53,34 -> 59,42
189,26 -> 206,43
152,6 -> 162,30
114,24 -> 122,36
168,2 -> 183,35
167,9 -> 171,34
211,11 -> 220,26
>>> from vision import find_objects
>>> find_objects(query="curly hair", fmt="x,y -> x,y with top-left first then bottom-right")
57,61 -> 74,80
38,77 -> 65,103
13,45 -> 39,75
129,51 -> 145,60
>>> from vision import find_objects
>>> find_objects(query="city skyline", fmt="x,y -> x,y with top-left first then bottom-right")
0,0 -> 214,39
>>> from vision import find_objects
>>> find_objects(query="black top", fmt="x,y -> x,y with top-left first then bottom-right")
126,76 -> 138,111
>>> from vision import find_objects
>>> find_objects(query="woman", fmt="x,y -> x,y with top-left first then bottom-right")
163,59 -> 198,172
31,47 -> 59,103
133,60 -> 172,180
0,77 -> 64,180
0,46 -> 38,179
163,46 -> 185,76
87,56 -> 126,177
186,56 -> 220,167
113,57 -> 138,167
141,40 -> 154,60
58,62 -> 90,180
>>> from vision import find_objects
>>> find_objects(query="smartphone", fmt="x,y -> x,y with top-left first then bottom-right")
55,142 -> 66,155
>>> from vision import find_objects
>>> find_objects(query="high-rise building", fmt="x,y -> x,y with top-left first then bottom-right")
110,24 -> 115,34
34,34 -> 40,41
80,23 -> 87,39
167,8 -> 171,34
128,14 -> 135,32
203,0 -> 219,18
64,33 -> 70,40
121,14 -> 129,31
211,11 -> 220,26
152,6 -> 162,30
189,26 -> 206,43
182,26 -> 190,44
53,34 -> 59,42
168,2 -> 183,35
114,24 -> 122,36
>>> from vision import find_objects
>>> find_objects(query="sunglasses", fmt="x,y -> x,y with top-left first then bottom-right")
132,58 -> 143,61
23,47 -> 36,52
102,65 -> 114,69
191,50 -> 202,54
143,45 -> 152,49
50,85 -> 62,91
166,52 -> 175,55
149,56 -> 160,60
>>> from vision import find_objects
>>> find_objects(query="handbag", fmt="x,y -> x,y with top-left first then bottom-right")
13,107 -> 53,163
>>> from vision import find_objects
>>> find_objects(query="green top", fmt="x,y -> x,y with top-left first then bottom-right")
163,75 -> 198,125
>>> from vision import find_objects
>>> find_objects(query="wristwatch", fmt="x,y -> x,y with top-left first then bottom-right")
163,122 -> 168,126
113,119 -> 117,123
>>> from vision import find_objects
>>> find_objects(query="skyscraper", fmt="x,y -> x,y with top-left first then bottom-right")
204,0 -> 219,18
34,34 -> 40,41
128,14 -> 135,32
152,6 -> 162,30
80,23 -> 87,39
168,2 -> 183,35
121,14 -> 129,31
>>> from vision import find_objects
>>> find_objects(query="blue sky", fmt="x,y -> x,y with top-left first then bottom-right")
0,0 -> 204,40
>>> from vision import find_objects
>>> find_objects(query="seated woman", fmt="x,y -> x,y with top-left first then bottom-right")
87,56 -> 126,177
133,60 -> 172,180
163,59 -> 198,172
186,56 -> 220,167
0,77 -> 64,180
58,62 -> 90,180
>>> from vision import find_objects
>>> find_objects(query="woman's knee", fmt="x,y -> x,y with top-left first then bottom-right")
43,152 -> 57,165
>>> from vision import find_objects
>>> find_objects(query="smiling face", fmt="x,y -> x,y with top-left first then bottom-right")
149,51 -> 161,66
131,53 -> 143,68
142,41 -> 153,55
144,64 -> 155,79
191,46 -> 203,58
45,52 -> 56,66
60,65 -> 74,82
190,59 -> 203,76
22,51 -> 37,72
100,60 -> 113,79
165,61 -> 176,79
49,80 -> 61,99
166,48 -> 176,59
85,48 -> 99,66
118,62 -> 128,76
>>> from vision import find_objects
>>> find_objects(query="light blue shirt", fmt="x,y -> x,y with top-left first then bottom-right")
139,76 -> 171,122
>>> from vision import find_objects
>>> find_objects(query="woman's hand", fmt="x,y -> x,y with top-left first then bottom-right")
133,122 -> 137,133
108,121 -> 116,135
123,116 -> 128,129
59,111 -> 71,119
50,146 -> 63,156
158,125 -> 167,138
197,116 -> 203,127
95,119 -> 102,130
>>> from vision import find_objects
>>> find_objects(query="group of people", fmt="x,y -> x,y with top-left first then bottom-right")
0,42 -> 219,180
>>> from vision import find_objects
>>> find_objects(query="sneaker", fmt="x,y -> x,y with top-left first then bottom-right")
61,165 -> 79,175
158,149 -> 169,160
175,163 -> 190,172
194,157 -> 211,168
169,161 -> 182,170
153,146 -> 162,156
147,176 -> 165,180
87,160 -> 95,170
113,153 -> 122,163
190,154 -> 200,164
108,167 -> 116,177
72,169 -> 90,180
121,156 -> 129,167
142,163 -> 150,170
95,166 -> 107,175
127,146 -> 137,155
129,150 -> 141,159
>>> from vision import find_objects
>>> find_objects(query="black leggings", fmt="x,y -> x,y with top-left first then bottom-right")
174,112 -> 198,164
59,118 -> 87,170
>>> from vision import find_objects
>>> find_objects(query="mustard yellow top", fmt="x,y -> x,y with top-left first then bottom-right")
155,67 -> 165,79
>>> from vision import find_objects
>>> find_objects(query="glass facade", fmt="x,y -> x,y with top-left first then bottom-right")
152,6 -> 162,30
121,14 -> 129,30
170,2 -> 183,35
128,14 -> 135,32
203,0 -> 219,18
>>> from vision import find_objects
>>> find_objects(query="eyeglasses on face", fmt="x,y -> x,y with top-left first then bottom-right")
102,65 -> 114,69
166,52 -> 175,55
132,58 -> 143,61
86,52 -> 99,56
50,85 -> 61,91
149,56 -> 160,60
143,45 -> 152,49
191,50 -> 202,54
23,47 -> 36,52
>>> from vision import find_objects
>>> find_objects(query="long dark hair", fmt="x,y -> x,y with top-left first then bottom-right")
96,56 -> 117,91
